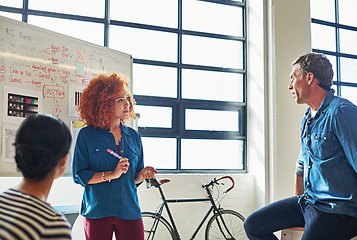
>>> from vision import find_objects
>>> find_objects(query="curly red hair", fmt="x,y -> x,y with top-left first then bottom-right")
79,73 -> 136,128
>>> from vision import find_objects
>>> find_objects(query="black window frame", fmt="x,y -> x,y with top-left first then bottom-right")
311,0 -> 357,95
0,0 -> 247,173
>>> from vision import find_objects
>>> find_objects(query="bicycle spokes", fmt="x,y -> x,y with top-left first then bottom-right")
215,214 -> 235,239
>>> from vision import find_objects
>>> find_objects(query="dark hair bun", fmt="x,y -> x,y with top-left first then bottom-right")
14,114 -> 71,180
15,144 -> 57,179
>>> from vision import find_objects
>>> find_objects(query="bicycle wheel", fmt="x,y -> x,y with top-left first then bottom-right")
205,209 -> 246,240
142,212 -> 176,240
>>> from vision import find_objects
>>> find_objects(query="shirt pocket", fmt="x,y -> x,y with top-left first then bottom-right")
126,144 -> 139,168
310,131 -> 334,160
88,143 -> 114,170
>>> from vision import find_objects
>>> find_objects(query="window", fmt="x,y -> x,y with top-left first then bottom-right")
0,0 -> 247,172
310,0 -> 357,105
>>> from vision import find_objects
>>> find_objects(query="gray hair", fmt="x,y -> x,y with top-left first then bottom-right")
293,53 -> 333,91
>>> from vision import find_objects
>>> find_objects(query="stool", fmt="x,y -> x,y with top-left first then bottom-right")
280,227 -> 304,240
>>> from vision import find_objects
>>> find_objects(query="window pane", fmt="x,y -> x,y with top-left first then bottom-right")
340,57 -> 357,84
110,0 -> 177,28
133,64 -> 177,98
182,0 -> 242,36
339,0 -> 357,27
311,23 -> 336,52
142,137 -> 176,169
341,86 -> 357,105
310,0 -> 335,22
27,16 -> 104,46
340,29 -> 357,55
0,12 -> 22,21
182,35 -> 243,69
181,139 -> 243,169
0,0 -> 22,8
110,26 -> 177,62
182,69 -> 243,102
29,0 -> 104,18
186,109 -> 239,131
325,55 -> 337,82
332,84 -> 337,93
135,105 -> 172,128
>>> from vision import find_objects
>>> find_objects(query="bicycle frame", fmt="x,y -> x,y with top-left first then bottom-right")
151,180 -> 229,240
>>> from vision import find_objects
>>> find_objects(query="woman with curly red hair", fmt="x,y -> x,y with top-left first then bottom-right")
72,73 -> 157,240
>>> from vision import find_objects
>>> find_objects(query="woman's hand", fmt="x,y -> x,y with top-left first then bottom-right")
109,157 -> 130,180
135,166 -> 158,184
88,158 -> 130,184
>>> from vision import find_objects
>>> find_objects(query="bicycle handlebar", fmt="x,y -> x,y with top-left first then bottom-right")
202,175 -> 235,194
146,176 -> 235,194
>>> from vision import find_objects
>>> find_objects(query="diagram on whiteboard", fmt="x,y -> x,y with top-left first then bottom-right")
0,15 -> 132,121
0,15 -> 133,175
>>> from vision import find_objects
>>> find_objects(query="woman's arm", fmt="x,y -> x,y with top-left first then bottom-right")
73,130 -> 96,187
88,157 -> 130,184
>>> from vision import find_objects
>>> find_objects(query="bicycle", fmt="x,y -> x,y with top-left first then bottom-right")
142,176 -> 246,240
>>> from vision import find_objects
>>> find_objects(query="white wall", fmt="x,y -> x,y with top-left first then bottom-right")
246,0 -> 311,210
246,0 -> 268,210
265,0 -> 311,202
138,174 -> 254,240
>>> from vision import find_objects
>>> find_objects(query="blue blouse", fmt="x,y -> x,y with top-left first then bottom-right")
72,122 -> 144,220
296,89 -> 357,217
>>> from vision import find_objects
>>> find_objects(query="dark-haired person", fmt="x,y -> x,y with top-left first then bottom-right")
0,114 -> 72,240
72,73 -> 157,240
244,53 -> 357,240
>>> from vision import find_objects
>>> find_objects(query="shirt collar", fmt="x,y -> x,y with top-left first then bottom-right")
101,121 -> 130,136
120,121 -> 130,137
305,89 -> 335,117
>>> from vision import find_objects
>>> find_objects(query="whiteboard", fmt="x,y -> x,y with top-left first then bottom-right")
0,16 -> 133,175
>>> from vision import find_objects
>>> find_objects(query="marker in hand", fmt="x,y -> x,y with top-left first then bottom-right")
107,149 -> 129,176
107,148 -> 123,160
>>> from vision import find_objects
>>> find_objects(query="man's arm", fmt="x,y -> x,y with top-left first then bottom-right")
295,149 -> 304,196
295,174 -> 304,196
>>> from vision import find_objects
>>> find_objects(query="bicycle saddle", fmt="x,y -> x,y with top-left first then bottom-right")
145,178 -> 170,188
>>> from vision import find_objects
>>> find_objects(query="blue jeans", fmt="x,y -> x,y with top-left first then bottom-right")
244,196 -> 357,240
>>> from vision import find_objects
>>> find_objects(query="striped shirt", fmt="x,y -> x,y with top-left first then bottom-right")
0,189 -> 71,240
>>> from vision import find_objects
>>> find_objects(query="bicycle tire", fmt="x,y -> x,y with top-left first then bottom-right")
142,212 -> 177,240
205,209 -> 246,240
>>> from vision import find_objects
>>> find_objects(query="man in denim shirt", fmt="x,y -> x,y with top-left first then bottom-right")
244,53 -> 357,240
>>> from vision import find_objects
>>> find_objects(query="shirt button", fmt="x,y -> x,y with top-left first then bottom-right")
75,175 -> 78,177
307,182 -> 310,186
323,137 -> 327,140
315,136 -> 318,139
308,165 -> 311,169
96,149 -> 99,151
307,120 -> 310,123
306,196 -> 310,199
308,134 -> 310,137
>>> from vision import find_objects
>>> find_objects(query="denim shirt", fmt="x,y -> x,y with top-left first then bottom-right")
72,122 -> 144,220
297,89 -> 357,217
